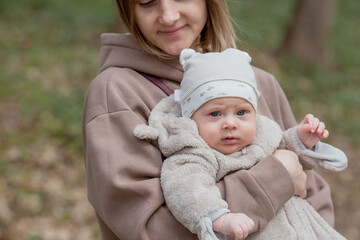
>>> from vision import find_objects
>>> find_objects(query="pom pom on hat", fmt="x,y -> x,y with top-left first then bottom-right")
179,48 -> 260,118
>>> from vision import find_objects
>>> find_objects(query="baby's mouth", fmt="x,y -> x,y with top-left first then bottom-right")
222,137 -> 239,144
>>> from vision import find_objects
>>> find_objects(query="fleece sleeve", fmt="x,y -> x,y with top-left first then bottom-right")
160,153 -> 229,239
280,126 -> 348,171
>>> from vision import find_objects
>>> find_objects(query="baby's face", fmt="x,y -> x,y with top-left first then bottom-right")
191,97 -> 256,155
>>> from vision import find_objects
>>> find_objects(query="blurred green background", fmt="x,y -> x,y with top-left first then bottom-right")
0,0 -> 359,239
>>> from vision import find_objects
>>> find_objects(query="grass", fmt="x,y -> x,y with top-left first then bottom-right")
0,0 -> 359,239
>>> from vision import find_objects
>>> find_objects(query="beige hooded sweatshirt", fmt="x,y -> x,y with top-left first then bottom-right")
82,33 -> 335,240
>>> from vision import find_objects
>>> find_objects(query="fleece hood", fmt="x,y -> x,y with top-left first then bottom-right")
98,33 -> 184,82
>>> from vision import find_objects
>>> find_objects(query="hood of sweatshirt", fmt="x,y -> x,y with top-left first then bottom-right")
98,33 -> 184,83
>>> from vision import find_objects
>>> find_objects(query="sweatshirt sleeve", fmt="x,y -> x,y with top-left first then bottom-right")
83,68 -> 205,240
216,156 -> 294,231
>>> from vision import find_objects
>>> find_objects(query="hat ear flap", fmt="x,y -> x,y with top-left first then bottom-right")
242,51 -> 252,63
179,48 -> 196,69
238,50 -> 252,63
225,48 -> 252,63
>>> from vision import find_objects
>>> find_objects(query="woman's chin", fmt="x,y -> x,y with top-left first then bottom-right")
162,43 -> 192,57
163,48 -> 182,57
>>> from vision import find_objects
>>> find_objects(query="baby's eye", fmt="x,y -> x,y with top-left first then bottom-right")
210,112 -> 220,117
237,110 -> 246,116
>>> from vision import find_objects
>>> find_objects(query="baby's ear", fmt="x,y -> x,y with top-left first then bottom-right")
133,124 -> 159,140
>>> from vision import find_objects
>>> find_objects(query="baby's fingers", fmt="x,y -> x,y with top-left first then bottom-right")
234,219 -> 254,240
316,122 -> 329,139
302,114 -> 314,125
234,227 -> 248,240
310,117 -> 320,133
315,121 -> 325,134
234,228 -> 245,240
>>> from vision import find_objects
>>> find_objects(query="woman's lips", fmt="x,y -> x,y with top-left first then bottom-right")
159,26 -> 185,36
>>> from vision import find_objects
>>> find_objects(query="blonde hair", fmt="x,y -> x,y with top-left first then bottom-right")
115,0 -> 238,59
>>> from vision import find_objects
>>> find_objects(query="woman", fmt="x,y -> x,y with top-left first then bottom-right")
82,0 -> 334,239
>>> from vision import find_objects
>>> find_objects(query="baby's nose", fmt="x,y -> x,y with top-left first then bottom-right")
223,117 -> 238,129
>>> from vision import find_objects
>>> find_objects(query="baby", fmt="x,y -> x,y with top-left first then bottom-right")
134,48 -> 347,240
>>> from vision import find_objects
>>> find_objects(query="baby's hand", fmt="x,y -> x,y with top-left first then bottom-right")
212,213 -> 255,240
298,114 -> 329,149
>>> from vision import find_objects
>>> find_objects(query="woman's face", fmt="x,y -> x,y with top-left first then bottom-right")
134,0 -> 207,56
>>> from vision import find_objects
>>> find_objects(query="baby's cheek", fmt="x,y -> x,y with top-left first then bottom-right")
199,131 -> 219,148
244,125 -> 256,143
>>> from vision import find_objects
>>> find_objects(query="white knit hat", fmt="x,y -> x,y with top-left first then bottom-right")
178,48 -> 261,118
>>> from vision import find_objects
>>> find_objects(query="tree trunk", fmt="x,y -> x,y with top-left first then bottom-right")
276,0 -> 336,66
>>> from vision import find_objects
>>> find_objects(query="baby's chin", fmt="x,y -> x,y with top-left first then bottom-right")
218,147 -> 243,155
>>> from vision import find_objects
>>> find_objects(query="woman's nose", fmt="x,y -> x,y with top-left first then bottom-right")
158,1 -> 180,25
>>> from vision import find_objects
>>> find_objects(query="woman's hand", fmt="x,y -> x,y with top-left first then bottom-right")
273,149 -> 307,198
